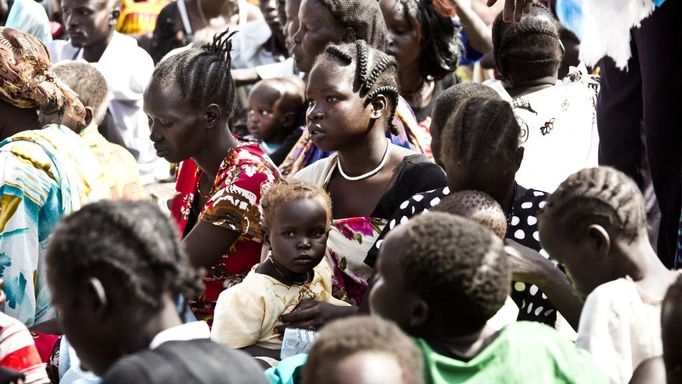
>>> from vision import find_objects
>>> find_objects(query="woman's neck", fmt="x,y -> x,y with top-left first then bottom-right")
398,64 -> 424,95
505,75 -> 558,98
192,128 -> 236,180
336,129 -> 389,177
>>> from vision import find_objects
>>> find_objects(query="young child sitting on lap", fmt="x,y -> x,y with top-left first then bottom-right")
211,180 -> 349,355
369,212 -> 607,383
539,167 -> 679,384
246,77 -> 306,165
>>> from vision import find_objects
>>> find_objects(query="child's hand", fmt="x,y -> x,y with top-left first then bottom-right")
275,300 -> 357,334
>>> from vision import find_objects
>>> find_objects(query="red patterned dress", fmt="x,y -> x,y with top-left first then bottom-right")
170,141 -> 281,323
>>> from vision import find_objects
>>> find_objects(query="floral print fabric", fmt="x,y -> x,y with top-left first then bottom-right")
171,141 -> 281,323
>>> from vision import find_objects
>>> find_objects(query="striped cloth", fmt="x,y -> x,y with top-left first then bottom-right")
0,313 -> 49,383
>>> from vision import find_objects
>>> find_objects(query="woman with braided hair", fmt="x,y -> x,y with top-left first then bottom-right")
145,30 -> 281,324
539,166 -> 679,384
484,3 -> 599,193
277,0 -> 431,176
278,40 -> 446,331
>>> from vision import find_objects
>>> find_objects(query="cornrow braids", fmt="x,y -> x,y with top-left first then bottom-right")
440,97 -> 520,170
540,167 -> 647,243
492,3 -> 563,85
152,29 -> 237,116
429,83 -> 500,164
399,212 -> 510,331
260,179 -> 332,230
46,201 -> 203,313
320,40 -> 400,135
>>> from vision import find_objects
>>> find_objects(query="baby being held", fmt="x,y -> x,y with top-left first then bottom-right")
211,180 -> 349,354
246,77 -> 305,165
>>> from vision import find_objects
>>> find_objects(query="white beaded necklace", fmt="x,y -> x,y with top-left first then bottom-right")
337,139 -> 391,181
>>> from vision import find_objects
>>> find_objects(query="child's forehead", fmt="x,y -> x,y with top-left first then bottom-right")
249,83 -> 282,103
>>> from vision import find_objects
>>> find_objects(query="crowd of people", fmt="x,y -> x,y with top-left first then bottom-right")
0,0 -> 680,383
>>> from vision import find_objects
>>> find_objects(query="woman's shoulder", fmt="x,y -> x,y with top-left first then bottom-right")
293,156 -> 336,185
393,153 -> 447,186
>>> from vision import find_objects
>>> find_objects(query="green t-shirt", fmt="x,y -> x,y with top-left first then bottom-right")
417,322 -> 608,384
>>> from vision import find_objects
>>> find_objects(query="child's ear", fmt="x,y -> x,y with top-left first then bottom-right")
369,95 -> 387,120
513,146 -> 524,172
85,276 -> 108,315
587,224 -> 610,255
282,111 -> 296,128
408,298 -> 429,329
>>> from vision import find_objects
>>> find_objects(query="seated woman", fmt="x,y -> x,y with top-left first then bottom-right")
484,4 -> 599,192
278,0 -> 429,176
379,0 -> 462,127
367,87 -> 581,329
289,40 -> 446,324
145,31 -> 281,323
0,27 -> 105,328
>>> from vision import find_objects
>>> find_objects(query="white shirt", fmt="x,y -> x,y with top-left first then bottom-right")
576,277 -> 664,384
484,65 -> 600,193
48,32 -> 168,184
149,321 -> 211,350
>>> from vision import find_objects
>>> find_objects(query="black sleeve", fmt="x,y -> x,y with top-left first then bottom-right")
372,155 -> 447,218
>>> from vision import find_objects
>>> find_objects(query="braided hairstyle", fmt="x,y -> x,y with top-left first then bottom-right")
430,83 -> 500,164
398,212 -> 510,332
492,3 -> 563,85
394,0 -> 462,80
315,0 -> 389,50
540,167 -> 647,243
433,190 -> 507,239
151,29 -> 237,117
46,201 -> 203,313
317,40 -> 400,135
302,316 -> 424,384
440,96 -> 520,170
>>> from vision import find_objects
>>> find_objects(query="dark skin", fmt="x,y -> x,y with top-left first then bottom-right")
444,150 -> 583,328
243,198 -> 330,358
278,59 -> 419,331
49,274 -> 182,376
380,0 -> 423,95
487,0 -> 531,22
61,0 -> 120,62
369,226 -> 501,361
144,80 -> 239,269
291,0 -> 355,73
0,102 -> 40,141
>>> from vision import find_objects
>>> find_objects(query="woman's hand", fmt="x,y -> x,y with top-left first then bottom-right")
275,300 -> 357,334
486,0 -> 532,22
504,238 -> 556,285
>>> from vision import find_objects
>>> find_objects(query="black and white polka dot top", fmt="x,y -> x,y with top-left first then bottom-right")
365,183 -> 559,326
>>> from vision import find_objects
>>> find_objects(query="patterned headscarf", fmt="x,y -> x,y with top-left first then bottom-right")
0,27 -> 85,127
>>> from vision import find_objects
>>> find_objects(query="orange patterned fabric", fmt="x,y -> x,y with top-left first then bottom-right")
0,27 -> 85,126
